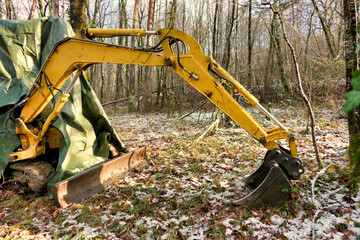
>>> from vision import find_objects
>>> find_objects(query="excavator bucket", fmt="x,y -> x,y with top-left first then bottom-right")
50,147 -> 147,208
228,148 -> 304,208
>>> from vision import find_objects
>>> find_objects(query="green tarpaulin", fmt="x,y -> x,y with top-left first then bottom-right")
0,17 -> 125,188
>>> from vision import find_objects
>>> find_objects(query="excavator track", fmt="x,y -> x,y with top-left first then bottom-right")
50,147 -> 147,208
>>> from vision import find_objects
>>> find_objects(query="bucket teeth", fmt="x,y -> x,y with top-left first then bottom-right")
227,148 -> 304,208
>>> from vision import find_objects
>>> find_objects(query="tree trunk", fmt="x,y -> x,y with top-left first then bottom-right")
0,0 -> 2,19
168,0 -> 177,28
273,10 -> 290,93
264,15 -> 275,100
212,0 -> 220,59
38,0 -> 45,17
128,0 -> 140,112
54,0 -> 59,16
143,0 -> 156,111
311,0 -> 337,58
344,0 -> 360,187
28,0 -> 37,20
5,0 -> 11,20
147,0 -> 155,47
247,0 -> 252,89
49,0 -> 59,16
115,0 -> 127,100
222,0 -> 236,70
69,0 -> 87,32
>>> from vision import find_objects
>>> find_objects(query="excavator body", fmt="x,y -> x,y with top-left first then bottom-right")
2,27 -> 304,208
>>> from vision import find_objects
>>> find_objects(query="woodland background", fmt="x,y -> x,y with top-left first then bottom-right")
0,0 -> 346,110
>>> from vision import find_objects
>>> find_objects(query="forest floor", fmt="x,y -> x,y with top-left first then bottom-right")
0,105 -> 359,239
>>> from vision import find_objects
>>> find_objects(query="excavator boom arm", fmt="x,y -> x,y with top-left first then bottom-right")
19,28 -> 297,156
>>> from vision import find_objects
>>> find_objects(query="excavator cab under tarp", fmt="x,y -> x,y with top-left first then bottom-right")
0,17 -> 127,198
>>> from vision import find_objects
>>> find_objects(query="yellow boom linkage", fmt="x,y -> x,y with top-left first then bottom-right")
8,28 -> 304,208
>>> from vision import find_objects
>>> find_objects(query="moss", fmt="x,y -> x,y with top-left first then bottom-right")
349,134 -> 360,192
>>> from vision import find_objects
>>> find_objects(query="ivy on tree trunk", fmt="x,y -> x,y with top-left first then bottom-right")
343,0 -> 360,189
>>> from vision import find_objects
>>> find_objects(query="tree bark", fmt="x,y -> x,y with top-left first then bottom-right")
5,0 -> 11,20
115,0 -> 127,100
38,0 -> 45,17
143,0 -> 156,111
311,0 -> 337,58
263,15 -> 275,100
54,0 -> 59,16
212,0 -> 220,59
222,0 -> 236,70
247,0 -> 252,89
128,0 -> 140,112
147,0 -> 155,47
168,0 -> 177,28
28,0 -> 38,20
344,0 -> 360,187
69,0 -> 87,32
273,10 -> 290,93
0,0 -> 2,19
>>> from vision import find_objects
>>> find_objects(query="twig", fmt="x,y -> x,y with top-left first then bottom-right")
195,115 -> 220,143
310,164 -> 332,240
179,100 -> 208,120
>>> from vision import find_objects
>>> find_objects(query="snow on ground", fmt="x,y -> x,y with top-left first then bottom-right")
0,107 -> 359,239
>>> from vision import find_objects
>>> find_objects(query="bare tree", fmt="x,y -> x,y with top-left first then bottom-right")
54,0 -> 59,16
38,0 -> 46,17
128,0 -> 140,111
28,0 -> 38,20
272,4 -> 290,93
247,0 -> 252,88
212,0 -> 220,59
5,0 -> 12,19
222,0 -> 236,70
311,0 -> 336,58
115,0 -> 127,100
147,0 -> 155,47
69,0 -> 87,32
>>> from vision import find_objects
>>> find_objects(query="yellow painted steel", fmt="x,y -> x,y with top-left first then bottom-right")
21,39 -> 166,123
12,28 -> 298,161
9,93 -> 69,161
74,29 -> 149,39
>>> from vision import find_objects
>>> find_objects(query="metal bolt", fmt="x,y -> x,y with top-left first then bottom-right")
293,160 -> 301,167
274,149 -> 281,156
290,135 -> 295,141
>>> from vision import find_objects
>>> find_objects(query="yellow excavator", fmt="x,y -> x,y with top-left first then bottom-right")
4,28 -> 304,208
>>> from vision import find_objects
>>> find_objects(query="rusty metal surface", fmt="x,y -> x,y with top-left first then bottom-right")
50,147 -> 147,208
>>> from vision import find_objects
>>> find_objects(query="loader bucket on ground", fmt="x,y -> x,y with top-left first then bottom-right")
50,147 -> 148,208
229,148 -> 304,208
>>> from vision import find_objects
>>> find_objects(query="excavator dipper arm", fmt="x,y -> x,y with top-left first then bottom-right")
8,28 -> 304,208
